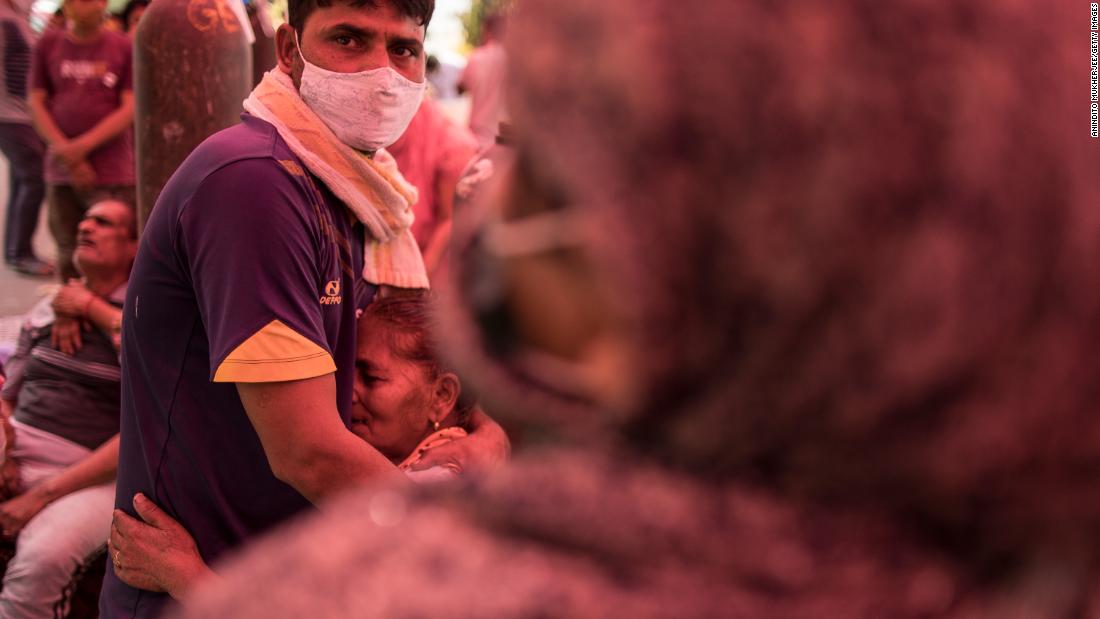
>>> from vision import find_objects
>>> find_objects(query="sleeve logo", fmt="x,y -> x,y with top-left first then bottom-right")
320,280 -> 342,305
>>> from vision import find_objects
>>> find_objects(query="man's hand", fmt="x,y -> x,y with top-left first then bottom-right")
52,279 -> 94,318
51,315 -> 87,356
110,493 -> 213,599
49,139 -> 89,170
0,486 -> 49,538
67,160 -> 97,192
0,458 -> 19,500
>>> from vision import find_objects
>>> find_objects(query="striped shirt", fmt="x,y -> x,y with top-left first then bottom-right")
0,6 -> 32,124
0,287 -> 124,450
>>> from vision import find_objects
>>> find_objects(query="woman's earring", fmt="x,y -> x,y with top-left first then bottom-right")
433,420 -> 441,432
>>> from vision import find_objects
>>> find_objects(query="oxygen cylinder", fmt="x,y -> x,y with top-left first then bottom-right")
133,0 -> 252,232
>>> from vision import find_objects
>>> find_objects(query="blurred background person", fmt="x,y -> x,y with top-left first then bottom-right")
0,0 -> 50,277
118,0 -> 148,37
387,98 -> 477,277
29,0 -> 134,282
45,8 -> 63,30
425,54 -> 460,101
163,0 -> 1100,617
457,11 -> 505,151
102,8 -> 121,32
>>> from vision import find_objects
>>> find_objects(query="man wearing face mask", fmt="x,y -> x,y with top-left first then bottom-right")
98,1 -> 512,617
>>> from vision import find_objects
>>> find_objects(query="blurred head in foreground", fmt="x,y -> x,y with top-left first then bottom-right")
456,0 -> 1097,530
177,0 -> 1100,616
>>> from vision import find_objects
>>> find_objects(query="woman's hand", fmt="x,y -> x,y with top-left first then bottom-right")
411,408 -> 511,474
110,493 -> 214,599
409,438 -> 482,473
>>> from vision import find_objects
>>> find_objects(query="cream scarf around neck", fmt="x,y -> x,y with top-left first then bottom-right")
243,69 -> 429,290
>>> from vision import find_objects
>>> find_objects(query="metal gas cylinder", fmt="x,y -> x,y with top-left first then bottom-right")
133,0 -> 252,232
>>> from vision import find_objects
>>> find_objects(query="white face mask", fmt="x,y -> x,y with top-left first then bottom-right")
295,33 -> 426,152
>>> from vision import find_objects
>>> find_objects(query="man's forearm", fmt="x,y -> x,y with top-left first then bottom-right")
86,297 -> 124,350
32,434 -> 119,503
276,431 -> 406,505
237,376 -> 405,507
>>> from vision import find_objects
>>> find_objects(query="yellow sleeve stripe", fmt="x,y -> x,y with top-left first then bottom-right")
213,319 -> 336,383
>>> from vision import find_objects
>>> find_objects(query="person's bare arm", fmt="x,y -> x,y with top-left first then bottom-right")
237,375 -> 405,505
421,167 -> 463,274
29,89 -> 99,189
0,399 -> 15,455
32,433 -> 119,496
28,88 -> 68,147
50,90 -> 135,168
421,219 -> 452,276
0,434 -> 120,537
457,59 -> 473,96
0,399 -> 19,498
409,407 -> 511,473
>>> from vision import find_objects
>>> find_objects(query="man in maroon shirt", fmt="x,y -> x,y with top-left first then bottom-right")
28,0 -> 134,282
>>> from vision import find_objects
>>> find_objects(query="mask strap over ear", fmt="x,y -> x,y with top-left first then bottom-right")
293,30 -> 308,64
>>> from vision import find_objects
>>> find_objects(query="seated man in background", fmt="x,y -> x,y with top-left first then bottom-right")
0,200 -> 135,619
109,294 -> 493,598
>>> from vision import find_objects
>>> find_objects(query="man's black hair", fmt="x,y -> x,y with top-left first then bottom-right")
287,0 -> 433,35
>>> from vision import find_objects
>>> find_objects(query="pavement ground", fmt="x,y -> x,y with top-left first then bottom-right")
0,152 -> 59,357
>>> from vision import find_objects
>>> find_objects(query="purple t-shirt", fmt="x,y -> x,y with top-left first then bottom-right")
101,115 -> 372,619
30,28 -> 133,185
